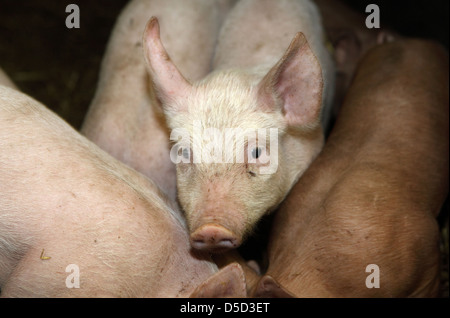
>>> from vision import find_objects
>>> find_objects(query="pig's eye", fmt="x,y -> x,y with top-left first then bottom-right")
251,147 -> 262,159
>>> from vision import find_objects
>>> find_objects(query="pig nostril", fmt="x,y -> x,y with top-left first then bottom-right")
191,240 -> 207,249
216,238 -> 236,248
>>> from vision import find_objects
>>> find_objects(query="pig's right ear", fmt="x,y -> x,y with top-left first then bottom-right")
189,263 -> 248,298
143,17 -> 191,108
252,275 -> 295,298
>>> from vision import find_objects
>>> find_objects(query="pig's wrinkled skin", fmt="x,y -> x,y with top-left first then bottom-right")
82,0 -> 237,202
0,77 -> 253,297
252,39 -> 449,297
143,0 -> 335,252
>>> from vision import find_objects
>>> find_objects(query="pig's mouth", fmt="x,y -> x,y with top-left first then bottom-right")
190,223 -> 242,252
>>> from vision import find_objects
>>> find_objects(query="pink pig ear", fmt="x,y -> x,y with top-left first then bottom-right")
258,32 -> 323,128
252,275 -> 295,298
189,263 -> 248,298
143,17 -> 191,108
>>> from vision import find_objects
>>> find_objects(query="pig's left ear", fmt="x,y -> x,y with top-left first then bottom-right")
143,17 -> 191,108
189,263 -> 247,298
257,32 -> 323,128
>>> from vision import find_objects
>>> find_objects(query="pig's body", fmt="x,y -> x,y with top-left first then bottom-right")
253,40 -> 449,297
82,0 -> 237,202
0,82 -> 233,297
143,0 -> 334,251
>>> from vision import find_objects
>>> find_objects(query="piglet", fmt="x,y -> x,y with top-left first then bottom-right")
143,0 -> 335,252
252,39 -> 449,297
0,78 -> 247,297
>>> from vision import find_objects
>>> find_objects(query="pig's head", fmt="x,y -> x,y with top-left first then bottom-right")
143,17 -> 324,252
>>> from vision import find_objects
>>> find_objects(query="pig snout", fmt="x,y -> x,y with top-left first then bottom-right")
190,223 -> 241,251
187,202 -> 247,252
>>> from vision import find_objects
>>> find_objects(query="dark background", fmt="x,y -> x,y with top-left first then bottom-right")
0,0 -> 448,297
